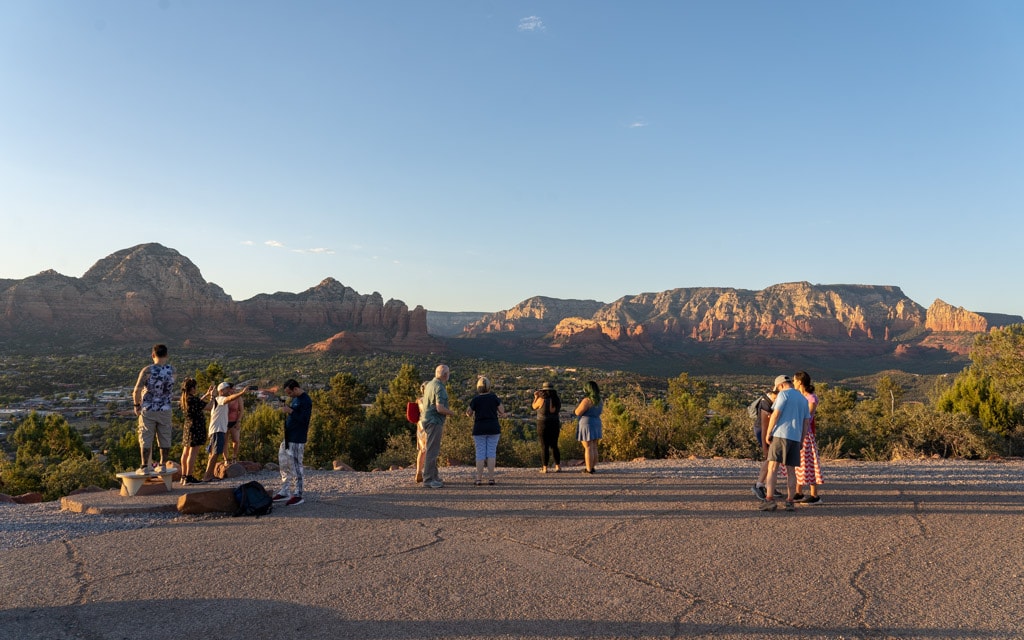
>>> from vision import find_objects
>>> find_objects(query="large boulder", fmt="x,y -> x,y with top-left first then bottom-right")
177,488 -> 238,514
214,461 -> 247,479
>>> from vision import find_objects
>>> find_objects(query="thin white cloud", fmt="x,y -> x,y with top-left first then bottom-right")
265,240 -> 285,248
518,16 -> 545,32
307,247 -> 334,254
629,119 -> 648,128
241,240 -> 254,246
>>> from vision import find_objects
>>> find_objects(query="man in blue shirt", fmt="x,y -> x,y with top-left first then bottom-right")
272,379 -> 312,506
760,375 -> 810,512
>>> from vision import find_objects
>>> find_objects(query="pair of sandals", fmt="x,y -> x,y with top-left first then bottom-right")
474,479 -> 496,486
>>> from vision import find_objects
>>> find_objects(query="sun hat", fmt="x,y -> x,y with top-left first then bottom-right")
217,382 -> 232,391
541,382 -> 555,390
773,375 -> 792,389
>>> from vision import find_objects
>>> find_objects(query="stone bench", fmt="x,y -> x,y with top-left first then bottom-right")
115,470 -> 177,497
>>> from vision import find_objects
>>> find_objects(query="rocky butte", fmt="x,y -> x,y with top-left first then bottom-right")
0,244 -> 437,353
451,283 -> 1023,375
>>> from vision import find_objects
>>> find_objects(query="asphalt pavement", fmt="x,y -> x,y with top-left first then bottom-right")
2,467 -> 1022,639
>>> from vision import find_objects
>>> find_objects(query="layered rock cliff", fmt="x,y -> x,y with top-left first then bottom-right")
552,283 -> 926,345
0,244 -> 432,350
925,299 -> 1020,333
452,283 -> 1022,372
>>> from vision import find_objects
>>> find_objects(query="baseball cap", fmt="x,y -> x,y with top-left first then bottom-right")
773,375 -> 792,389
217,382 -> 232,391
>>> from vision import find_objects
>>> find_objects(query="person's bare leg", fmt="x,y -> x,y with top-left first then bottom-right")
765,461 -> 778,500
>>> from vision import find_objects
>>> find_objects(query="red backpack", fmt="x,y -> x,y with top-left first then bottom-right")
406,401 -> 420,424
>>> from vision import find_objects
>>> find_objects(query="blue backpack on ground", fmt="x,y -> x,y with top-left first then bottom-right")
233,480 -> 273,517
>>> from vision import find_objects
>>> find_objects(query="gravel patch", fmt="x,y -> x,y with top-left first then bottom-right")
3,459 -> 1022,552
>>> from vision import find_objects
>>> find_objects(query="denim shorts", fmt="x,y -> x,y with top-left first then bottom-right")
473,434 -> 500,461
207,431 -> 226,455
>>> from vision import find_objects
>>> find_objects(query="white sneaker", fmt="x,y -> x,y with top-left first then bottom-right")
425,480 -> 444,489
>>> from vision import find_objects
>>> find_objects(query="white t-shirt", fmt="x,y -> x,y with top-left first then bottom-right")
208,396 -> 231,435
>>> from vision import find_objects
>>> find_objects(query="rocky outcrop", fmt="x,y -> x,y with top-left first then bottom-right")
542,283 -> 927,345
925,299 -> 1020,333
920,299 -> 1023,355
0,244 -> 244,343
454,283 -> 1021,373
0,244 -> 431,350
462,296 -> 605,336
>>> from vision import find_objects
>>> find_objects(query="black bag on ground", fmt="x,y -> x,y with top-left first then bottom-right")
233,480 -> 273,517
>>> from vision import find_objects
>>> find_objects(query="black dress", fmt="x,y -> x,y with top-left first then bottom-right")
182,395 -> 207,447
536,392 -> 561,446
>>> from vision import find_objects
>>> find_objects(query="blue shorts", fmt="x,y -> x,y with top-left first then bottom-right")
207,432 -> 226,455
473,434 -> 500,461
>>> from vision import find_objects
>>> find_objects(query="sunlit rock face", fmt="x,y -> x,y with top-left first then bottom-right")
0,243 -> 432,350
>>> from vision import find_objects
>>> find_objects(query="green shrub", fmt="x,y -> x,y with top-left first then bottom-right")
371,433 -> 419,470
240,404 -> 284,464
438,413 -> 476,466
0,453 -> 45,497
558,421 -> 584,462
42,456 -> 115,500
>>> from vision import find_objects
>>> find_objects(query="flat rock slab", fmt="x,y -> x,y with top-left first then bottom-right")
7,465 -> 1024,640
60,481 -> 236,515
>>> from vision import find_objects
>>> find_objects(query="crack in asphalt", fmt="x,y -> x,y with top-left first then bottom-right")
63,540 -> 90,605
428,479 -> 806,636
849,490 -> 930,637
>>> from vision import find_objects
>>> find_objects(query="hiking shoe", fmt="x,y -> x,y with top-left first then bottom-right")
800,495 -> 822,505
773,489 -> 785,498
784,501 -> 795,511
540,466 -> 547,474
425,480 -> 444,489
793,492 -> 804,501
285,496 -> 304,506
751,484 -> 767,501
758,499 -> 778,511
271,493 -> 289,502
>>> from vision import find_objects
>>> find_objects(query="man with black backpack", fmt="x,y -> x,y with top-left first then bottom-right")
750,388 -> 778,500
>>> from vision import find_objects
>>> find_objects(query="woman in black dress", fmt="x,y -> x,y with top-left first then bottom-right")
532,381 -> 562,473
178,377 -> 212,485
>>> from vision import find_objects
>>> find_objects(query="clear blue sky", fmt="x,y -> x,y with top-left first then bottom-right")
2,1 -> 1022,315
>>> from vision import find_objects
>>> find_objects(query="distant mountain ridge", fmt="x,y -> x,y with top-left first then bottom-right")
445,284 -> 1022,375
0,243 -> 437,353
0,244 -> 1019,375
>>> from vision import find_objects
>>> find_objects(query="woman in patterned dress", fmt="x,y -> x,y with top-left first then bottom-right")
178,378 -> 212,485
793,371 -> 823,504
